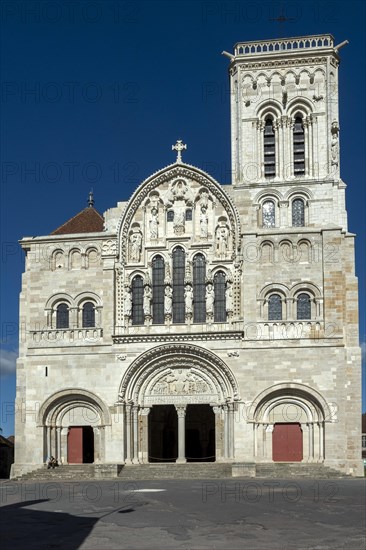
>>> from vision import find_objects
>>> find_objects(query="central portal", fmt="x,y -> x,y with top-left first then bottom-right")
186,405 -> 215,462
148,405 -> 178,462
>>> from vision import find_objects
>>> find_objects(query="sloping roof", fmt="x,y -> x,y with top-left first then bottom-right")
51,207 -> 104,235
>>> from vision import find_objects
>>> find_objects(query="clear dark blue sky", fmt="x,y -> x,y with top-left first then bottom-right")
1,0 -> 365,436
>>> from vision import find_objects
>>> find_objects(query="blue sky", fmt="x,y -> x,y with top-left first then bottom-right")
0,0 -> 365,436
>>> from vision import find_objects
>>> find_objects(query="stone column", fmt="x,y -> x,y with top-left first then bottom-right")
132,406 -> 139,463
223,405 -> 229,459
212,405 -> 223,461
61,427 -> 68,464
125,404 -> 132,464
227,402 -> 235,459
175,406 -> 186,463
56,427 -> 62,461
139,408 -> 151,464
46,426 -> 51,459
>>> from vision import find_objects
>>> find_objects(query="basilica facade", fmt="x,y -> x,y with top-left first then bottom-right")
13,35 -> 363,477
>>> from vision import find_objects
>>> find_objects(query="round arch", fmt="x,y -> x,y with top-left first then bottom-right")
119,343 -> 240,406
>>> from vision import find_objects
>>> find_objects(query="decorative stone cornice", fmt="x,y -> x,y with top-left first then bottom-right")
112,331 -> 243,344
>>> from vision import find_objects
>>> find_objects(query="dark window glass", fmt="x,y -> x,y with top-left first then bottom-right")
268,294 -> 282,321
185,209 -> 192,221
293,116 -> 305,175
214,271 -> 226,322
297,293 -> 311,319
167,210 -> 174,222
173,247 -> 185,323
56,303 -> 69,329
193,254 -> 206,323
262,200 -> 275,227
132,276 -> 144,325
152,256 -> 165,324
264,117 -> 276,178
82,301 -> 95,328
292,198 -> 305,227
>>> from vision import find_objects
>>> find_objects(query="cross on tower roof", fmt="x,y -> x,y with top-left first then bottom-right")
172,139 -> 187,163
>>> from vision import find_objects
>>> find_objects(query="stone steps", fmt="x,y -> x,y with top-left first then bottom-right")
118,463 -> 233,480
12,462 -> 352,482
255,463 -> 351,479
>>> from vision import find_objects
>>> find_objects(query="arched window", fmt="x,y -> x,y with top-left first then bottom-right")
214,271 -> 226,322
297,293 -> 311,319
185,209 -> 192,221
56,303 -> 69,329
172,247 -> 185,323
264,117 -> 276,178
152,256 -> 165,324
292,198 -> 305,226
131,276 -> 144,325
82,302 -> 95,328
293,116 -> 305,176
268,294 -> 282,321
262,200 -> 275,227
167,210 -> 174,222
193,254 -> 206,322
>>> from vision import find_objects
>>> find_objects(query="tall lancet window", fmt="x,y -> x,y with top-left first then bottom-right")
172,247 -> 185,323
152,256 -> 165,324
268,294 -> 282,321
293,116 -> 305,176
82,302 -> 95,328
131,276 -> 144,326
292,198 -> 305,227
297,293 -> 311,320
193,253 -> 206,323
264,117 -> 276,178
214,271 -> 226,322
262,200 -> 275,227
56,303 -> 69,329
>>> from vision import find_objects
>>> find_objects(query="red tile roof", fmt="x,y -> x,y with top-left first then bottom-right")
51,207 -> 104,235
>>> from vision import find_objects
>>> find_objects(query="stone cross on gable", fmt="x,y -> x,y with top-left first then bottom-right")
172,140 -> 187,163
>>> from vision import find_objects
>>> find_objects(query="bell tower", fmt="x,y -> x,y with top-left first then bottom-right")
225,35 -> 347,193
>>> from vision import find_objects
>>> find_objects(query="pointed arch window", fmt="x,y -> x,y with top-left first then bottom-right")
264,117 -> 276,178
297,293 -> 311,320
131,276 -> 144,326
214,271 -> 226,322
152,256 -> 165,324
262,200 -> 275,227
293,116 -> 305,175
82,301 -> 95,328
172,247 -> 185,323
268,294 -> 282,321
193,254 -> 206,323
292,198 -> 305,226
56,303 -> 69,329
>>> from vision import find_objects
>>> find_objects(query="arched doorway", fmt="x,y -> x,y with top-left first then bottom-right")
118,343 -> 239,464
249,383 -> 330,463
38,389 -> 111,465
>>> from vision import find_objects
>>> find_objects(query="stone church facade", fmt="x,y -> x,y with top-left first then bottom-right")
13,35 -> 363,477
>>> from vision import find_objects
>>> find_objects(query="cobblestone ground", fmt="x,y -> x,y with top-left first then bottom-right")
0,478 -> 365,549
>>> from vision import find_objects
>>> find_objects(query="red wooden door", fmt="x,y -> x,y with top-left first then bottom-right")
67,427 -> 83,463
272,423 -> 303,462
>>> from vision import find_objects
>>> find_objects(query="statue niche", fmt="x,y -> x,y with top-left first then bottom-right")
165,178 -> 193,236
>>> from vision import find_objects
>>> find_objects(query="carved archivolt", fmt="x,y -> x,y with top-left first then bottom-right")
118,343 -> 240,405
117,164 -> 241,262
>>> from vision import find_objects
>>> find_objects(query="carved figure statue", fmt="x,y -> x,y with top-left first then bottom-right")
124,288 -> 132,317
185,284 -> 193,314
206,283 -> 215,314
226,282 -> 233,313
129,231 -> 142,262
164,286 -> 173,315
331,134 -> 339,166
143,286 -> 152,316
149,207 -> 159,239
173,204 -> 185,234
216,226 -> 229,256
200,206 -> 208,238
